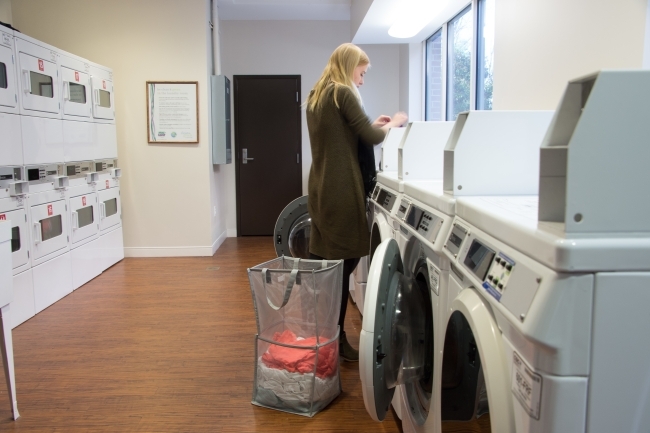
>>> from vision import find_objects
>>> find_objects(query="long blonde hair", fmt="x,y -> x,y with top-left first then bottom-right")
306,43 -> 369,112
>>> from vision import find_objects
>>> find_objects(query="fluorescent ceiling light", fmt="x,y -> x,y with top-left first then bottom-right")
388,0 -> 448,38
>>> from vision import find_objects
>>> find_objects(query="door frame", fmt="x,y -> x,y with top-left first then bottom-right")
233,74 -> 302,236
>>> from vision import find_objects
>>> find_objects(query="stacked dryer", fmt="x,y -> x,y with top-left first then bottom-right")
0,27 -> 122,328
360,110 -> 554,433
443,70 -> 650,433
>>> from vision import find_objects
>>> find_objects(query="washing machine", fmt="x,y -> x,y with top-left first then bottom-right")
94,159 -> 124,271
64,161 -> 103,289
24,163 -> 72,314
360,110 -> 555,433
0,26 -> 23,168
273,195 -> 310,259
14,32 -> 65,165
0,166 -> 35,328
441,70 -> 650,433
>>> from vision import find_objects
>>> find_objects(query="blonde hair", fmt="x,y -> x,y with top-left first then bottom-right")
306,43 -> 369,112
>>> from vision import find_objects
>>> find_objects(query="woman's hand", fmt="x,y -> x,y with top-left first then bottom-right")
372,115 -> 392,128
380,112 -> 409,133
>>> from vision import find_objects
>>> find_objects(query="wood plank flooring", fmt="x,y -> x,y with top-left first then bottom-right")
0,237 -> 403,432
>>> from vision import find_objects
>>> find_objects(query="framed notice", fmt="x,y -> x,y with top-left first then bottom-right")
146,81 -> 199,143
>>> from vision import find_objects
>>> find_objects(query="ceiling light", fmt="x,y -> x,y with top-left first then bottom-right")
388,0 -> 448,39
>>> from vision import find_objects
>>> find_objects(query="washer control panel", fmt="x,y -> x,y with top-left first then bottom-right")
484,254 -> 516,297
404,203 -> 443,242
373,187 -> 397,213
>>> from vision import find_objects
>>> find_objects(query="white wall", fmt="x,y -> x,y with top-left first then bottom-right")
493,0 -> 648,110
220,20 -> 401,236
12,0 -> 217,257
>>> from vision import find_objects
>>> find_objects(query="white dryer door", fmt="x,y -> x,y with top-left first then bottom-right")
18,52 -> 60,114
0,44 -> 17,108
90,76 -> 114,120
69,193 -> 99,245
0,208 -> 29,270
98,187 -> 121,232
369,211 -> 393,265
360,238 -> 432,423
31,199 -> 69,261
61,66 -> 91,118
440,279 -> 515,432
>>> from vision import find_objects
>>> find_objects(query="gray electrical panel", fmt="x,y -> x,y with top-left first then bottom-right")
211,75 -> 231,164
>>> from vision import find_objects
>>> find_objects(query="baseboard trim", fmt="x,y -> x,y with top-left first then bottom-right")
212,230 -> 228,255
124,246 -> 214,258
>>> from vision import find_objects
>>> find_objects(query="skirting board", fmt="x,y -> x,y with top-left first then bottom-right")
125,231 -> 228,258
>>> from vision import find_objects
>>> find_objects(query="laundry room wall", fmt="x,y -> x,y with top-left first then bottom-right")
219,20 -> 401,236
493,0 -> 648,110
11,0 -> 219,257
0,0 -> 11,24
645,0 -> 650,68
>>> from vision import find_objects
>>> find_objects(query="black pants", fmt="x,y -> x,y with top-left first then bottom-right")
309,253 -> 360,336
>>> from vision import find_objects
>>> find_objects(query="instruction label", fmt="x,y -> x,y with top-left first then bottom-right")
512,351 -> 542,420
426,258 -> 440,296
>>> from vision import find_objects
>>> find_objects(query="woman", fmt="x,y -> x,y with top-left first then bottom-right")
306,43 -> 407,361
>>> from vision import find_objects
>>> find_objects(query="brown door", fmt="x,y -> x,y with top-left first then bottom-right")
235,75 -> 302,236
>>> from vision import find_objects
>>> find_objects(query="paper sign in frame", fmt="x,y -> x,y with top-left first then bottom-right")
146,81 -> 199,144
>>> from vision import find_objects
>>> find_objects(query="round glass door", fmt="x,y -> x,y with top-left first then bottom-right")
274,195 -> 311,259
360,238 -> 433,423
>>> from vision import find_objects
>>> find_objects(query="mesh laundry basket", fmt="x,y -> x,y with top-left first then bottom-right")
248,256 -> 343,417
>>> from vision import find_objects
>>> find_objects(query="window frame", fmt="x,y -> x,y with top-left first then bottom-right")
424,0 -> 493,121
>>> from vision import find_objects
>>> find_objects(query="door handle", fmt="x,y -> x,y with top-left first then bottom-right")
242,148 -> 255,164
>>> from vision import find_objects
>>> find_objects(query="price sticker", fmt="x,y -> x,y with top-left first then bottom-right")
426,258 -> 440,295
512,352 -> 542,420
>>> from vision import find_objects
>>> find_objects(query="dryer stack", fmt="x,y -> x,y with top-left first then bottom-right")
0,26 -> 123,329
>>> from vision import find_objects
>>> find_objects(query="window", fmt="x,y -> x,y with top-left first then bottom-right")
476,0 -> 495,110
0,62 -> 7,89
68,82 -> 87,104
424,0 -> 495,119
446,6 -> 472,120
29,71 -> 53,98
425,30 -> 443,121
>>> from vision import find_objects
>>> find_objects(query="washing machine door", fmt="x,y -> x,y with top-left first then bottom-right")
360,238 -> 433,422
369,210 -> 393,265
274,195 -> 311,259
439,277 -> 515,432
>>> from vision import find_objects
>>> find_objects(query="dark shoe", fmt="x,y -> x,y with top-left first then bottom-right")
340,333 -> 359,362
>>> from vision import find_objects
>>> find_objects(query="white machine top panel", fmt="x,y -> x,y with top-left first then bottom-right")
456,195 -> 650,272
0,220 -> 10,242
376,171 -> 403,193
403,180 -> 455,216
381,127 -> 406,172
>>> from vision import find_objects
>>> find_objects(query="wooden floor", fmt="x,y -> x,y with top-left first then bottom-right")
0,237 -> 403,432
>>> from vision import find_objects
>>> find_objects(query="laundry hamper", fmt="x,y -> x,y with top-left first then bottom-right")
248,256 -> 343,417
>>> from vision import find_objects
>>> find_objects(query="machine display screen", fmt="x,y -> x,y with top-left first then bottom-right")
463,239 -> 495,281
104,198 -> 118,217
77,206 -> 94,228
0,62 -> 7,89
27,169 -> 41,181
98,89 -> 111,108
30,71 -> 53,98
40,215 -> 63,242
11,226 -> 20,253
406,206 -> 424,229
69,82 -> 86,104
67,165 -> 78,176
96,162 -> 105,172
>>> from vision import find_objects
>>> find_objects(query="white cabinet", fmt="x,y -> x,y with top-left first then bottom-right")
0,42 -> 17,110
69,192 -> 98,245
30,197 -> 69,264
17,52 -> 60,116
90,75 -> 114,121
61,66 -> 91,119
98,187 -> 121,233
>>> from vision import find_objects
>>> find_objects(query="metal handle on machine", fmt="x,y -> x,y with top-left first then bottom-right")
72,211 -> 79,229
242,148 -> 255,164
23,70 -> 31,93
33,222 -> 42,244
63,81 -> 70,101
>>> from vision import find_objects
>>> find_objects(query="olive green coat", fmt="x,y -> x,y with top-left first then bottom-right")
307,85 -> 386,260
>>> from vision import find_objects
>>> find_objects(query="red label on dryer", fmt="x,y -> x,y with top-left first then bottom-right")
0,214 -> 5,220
75,71 -> 80,82
47,204 -> 53,216
82,196 -> 87,206
38,59 -> 44,71
106,180 -> 110,189
102,80 -> 106,90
